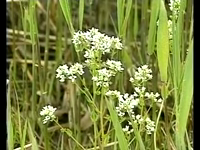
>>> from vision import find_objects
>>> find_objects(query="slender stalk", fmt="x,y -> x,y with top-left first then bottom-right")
44,0 -> 51,92
100,88 -> 105,150
154,98 -> 164,150
54,120 -> 86,150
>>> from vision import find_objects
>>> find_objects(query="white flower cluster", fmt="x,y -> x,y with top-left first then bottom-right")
116,93 -> 139,117
145,92 -> 162,103
106,59 -> 124,74
168,20 -> 173,40
105,90 -> 121,98
40,105 -> 57,124
92,68 -> 113,87
145,117 -> 155,134
132,115 -> 155,135
134,87 -> 146,97
92,60 -> 124,88
122,123 -> 134,134
121,115 -> 155,135
132,114 -> 144,124
129,65 -> 152,84
56,63 -> 84,82
72,28 -> 123,54
169,0 -> 180,19
56,65 -> 69,82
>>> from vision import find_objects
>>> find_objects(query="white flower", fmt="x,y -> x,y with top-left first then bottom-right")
122,125 -> 134,134
106,90 -> 121,98
92,68 -> 113,87
72,31 -> 90,51
145,92 -> 162,103
111,36 -> 123,50
72,28 -> 123,56
69,63 -> 84,76
84,50 -> 95,59
106,59 -> 124,74
129,77 -> 134,83
134,87 -> 146,97
169,0 -> 180,18
40,105 -> 57,124
135,114 -> 144,124
145,117 -> 155,134
122,125 -> 129,132
116,93 -> 139,117
56,65 -> 69,82
168,20 -> 173,40
130,65 -> 152,85
56,63 -> 84,83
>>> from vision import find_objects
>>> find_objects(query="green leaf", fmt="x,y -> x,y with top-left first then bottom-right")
133,0 -> 138,40
79,0 -> 84,30
105,98 -> 129,150
59,0 -> 74,35
178,39 -> 193,150
122,0 -> 132,38
157,0 -> 169,82
28,122 -> 39,150
117,0 -> 125,36
147,0 -> 160,55
21,120 -> 28,150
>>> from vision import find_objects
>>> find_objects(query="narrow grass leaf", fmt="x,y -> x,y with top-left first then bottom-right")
157,0 -> 169,82
178,39 -> 193,150
133,0 -> 138,40
59,0 -> 74,35
122,0 -> 132,38
28,122 -> 39,150
79,0 -> 84,30
105,98 -> 129,150
20,120 -> 28,150
117,0 -> 125,36
7,71 -> 14,150
147,0 -> 160,55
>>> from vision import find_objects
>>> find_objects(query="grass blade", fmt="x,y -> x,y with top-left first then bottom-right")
28,121 -> 39,150
79,0 -> 84,30
59,0 -> 74,35
105,98 -> 129,150
178,39 -> 193,150
157,0 -> 169,82
133,0 -> 138,40
7,65 -> 14,150
117,0 -> 125,36
147,0 -> 160,55
20,120 -> 28,150
122,0 -> 132,38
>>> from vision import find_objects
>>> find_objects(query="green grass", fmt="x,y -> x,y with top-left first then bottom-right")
6,0 -> 193,150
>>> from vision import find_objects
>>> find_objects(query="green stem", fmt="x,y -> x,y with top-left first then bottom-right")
100,88 -> 104,150
54,120 -> 86,150
154,98 -> 165,150
93,121 -> 97,150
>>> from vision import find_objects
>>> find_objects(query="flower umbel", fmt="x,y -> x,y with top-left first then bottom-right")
56,63 -> 84,83
56,65 -> 69,82
40,105 -> 57,124
105,90 -> 121,98
106,59 -> 124,74
130,65 -> 152,85
92,68 -> 113,87
145,92 -> 162,103
145,117 -> 155,134
169,0 -> 181,19
116,93 -> 139,117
